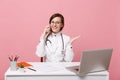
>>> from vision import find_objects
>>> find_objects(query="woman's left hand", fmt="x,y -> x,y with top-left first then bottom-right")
69,35 -> 80,44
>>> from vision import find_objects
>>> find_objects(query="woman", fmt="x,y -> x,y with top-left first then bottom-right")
36,13 -> 79,62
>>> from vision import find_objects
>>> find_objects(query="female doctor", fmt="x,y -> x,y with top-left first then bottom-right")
36,13 -> 80,62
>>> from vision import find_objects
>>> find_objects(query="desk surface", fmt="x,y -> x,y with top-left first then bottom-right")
5,62 -> 108,76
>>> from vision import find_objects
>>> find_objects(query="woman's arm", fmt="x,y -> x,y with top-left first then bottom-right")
36,39 -> 46,57
36,25 -> 51,58
64,35 -> 80,62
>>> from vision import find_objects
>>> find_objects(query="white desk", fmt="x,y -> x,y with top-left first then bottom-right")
5,62 -> 109,80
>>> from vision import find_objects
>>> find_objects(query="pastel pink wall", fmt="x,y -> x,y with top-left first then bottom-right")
0,0 -> 119,80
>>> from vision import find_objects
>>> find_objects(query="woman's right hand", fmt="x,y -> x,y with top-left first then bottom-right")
40,25 -> 51,40
43,25 -> 51,35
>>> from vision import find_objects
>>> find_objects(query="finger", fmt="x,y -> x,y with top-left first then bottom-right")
44,25 -> 50,32
72,35 -> 80,41
71,35 -> 80,42
46,25 -> 50,29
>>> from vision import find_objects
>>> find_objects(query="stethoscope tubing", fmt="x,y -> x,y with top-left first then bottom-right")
46,33 -> 64,51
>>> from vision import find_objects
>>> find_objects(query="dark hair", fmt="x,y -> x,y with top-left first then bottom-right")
49,13 -> 64,31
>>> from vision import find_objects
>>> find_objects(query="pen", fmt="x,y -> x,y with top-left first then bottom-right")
28,68 -> 36,72
8,57 -> 12,61
14,55 -> 19,61
8,55 -> 19,61
14,56 -> 17,61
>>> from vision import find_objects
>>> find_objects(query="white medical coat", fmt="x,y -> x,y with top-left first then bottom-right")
36,32 -> 74,62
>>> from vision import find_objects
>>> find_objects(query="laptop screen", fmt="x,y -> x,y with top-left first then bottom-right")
79,48 -> 113,75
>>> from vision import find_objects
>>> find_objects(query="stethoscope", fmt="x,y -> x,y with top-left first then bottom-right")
45,33 -> 64,51
45,33 -> 66,61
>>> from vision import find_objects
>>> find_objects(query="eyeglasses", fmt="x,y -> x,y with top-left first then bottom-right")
50,21 -> 62,25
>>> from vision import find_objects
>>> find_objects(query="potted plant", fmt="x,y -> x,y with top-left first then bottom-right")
20,64 -> 24,68
19,64 -> 25,72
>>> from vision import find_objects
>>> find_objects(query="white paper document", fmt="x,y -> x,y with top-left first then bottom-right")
33,64 -> 64,72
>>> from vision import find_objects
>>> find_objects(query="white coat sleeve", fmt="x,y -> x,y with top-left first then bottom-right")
64,43 -> 74,62
36,39 -> 46,57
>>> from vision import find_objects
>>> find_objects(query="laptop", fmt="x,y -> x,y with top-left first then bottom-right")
66,48 -> 113,75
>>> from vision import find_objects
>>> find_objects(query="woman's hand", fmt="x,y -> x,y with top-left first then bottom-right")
43,25 -> 51,35
40,25 -> 51,40
69,35 -> 80,44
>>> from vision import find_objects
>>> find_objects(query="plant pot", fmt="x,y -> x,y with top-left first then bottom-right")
19,68 -> 25,72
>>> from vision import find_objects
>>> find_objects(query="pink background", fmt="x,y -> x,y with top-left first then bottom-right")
0,0 -> 119,80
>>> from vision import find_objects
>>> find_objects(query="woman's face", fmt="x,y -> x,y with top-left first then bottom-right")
50,17 -> 63,33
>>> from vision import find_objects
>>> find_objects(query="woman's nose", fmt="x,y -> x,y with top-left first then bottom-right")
53,23 -> 57,26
